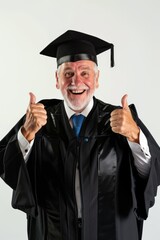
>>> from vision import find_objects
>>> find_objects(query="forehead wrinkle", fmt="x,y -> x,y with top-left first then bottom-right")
78,65 -> 91,70
62,65 -> 92,72
63,67 -> 74,71
58,60 -> 96,74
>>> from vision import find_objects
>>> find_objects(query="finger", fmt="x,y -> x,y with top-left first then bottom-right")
29,110 -> 47,118
29,92 -> 36,105
121,94 -> 129,110
110,109 -> 122,117
30,103 -> 45,110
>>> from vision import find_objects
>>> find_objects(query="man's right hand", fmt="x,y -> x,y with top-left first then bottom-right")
21,92 -> 47,142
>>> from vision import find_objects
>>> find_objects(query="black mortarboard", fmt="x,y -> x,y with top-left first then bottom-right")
40,30 -> 114,67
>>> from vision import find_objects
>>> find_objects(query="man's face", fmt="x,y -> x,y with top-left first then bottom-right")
56,60 -> 99,112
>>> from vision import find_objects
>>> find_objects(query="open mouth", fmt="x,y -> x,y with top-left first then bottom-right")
69,90 -> 86,95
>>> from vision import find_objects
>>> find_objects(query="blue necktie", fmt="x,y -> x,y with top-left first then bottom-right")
71,114 -> 85,137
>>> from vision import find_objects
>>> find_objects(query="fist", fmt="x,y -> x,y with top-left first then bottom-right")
110,94 -> 140,143
22,92 -> 47,142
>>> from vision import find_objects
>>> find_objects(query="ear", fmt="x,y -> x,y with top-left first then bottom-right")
95,70 -> 100,88
55,71 -> 60,89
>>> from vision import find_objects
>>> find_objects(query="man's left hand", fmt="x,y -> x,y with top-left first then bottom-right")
110,94 -> 140,143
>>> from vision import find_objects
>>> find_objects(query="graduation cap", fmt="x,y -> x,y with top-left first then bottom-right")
40,30 -> 114,67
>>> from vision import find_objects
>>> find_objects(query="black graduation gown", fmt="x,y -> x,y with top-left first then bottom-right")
0,97 -> 160,240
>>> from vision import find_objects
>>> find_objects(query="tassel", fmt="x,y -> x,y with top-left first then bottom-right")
110,44 -> 115,67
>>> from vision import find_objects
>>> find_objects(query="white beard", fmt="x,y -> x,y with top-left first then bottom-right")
63,92 -> 94,112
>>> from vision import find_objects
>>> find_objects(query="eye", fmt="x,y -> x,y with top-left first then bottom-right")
64,71 -> 74,78
81,71 -> 89,78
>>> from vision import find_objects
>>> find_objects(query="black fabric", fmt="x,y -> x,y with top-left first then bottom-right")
57,53 -> 97,67
78,219 -> 82,240
0,97 -> 160,240
40,30 -> 114,67
57,40 -> 96,61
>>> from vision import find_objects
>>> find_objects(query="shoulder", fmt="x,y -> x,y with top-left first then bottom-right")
39,99 -> 62,108
95,97 -> 138,117
95,97 -> 120,114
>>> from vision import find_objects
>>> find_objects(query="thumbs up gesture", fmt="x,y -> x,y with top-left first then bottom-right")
110,94 -> 140,143
22,92 -> 47,142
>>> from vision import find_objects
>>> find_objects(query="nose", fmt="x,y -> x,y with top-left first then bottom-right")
71,73 -> 83,86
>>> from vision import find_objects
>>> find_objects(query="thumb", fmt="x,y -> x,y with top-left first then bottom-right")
29,92 -> 36,105
121,94 -> 130,110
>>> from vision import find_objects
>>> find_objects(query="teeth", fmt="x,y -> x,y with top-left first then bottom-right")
71,90 -> 84,94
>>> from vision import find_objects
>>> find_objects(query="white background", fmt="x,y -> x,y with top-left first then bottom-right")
0,0 -> 160,239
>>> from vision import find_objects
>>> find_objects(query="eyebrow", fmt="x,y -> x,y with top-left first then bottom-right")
63,67 -> 74,71
79,66 -> 91,70
63,65 -> 91,71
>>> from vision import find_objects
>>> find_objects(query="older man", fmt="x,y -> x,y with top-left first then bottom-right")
0,30 -> 160,240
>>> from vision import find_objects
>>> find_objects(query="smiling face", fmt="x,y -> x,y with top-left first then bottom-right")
56,60 -> 99,112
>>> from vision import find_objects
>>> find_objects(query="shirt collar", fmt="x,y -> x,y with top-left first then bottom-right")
63,98 -> 94,119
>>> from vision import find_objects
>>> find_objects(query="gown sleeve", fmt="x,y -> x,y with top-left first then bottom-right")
0,99 -> 60,218
0,116 -> 37,217
130,104 -> 160,220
